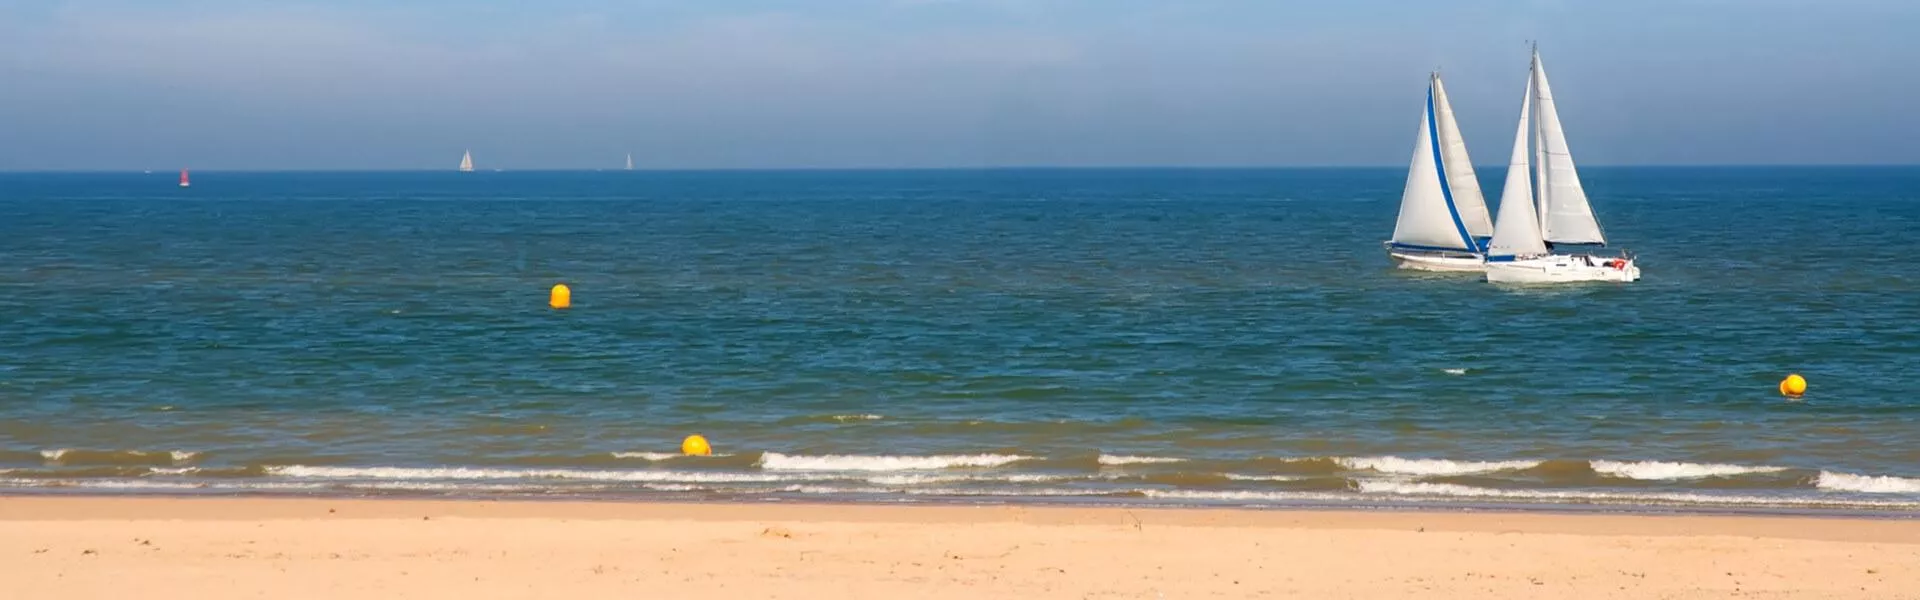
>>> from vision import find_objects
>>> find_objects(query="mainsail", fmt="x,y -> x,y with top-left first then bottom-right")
1389,73 -> 1484,253
1486,76 -> 1548,260
459,150 -> 474,172
1530,51 -> 1605,245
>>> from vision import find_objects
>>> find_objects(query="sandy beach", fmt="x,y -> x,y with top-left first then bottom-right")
0,497 -> 1914,599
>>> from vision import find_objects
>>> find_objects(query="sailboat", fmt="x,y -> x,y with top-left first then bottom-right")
1484,47 -> 1640,284
1383,72 -> 1496,272
178,169 -> 190,188
458,150 -> 474,172
625,153 -> 634,171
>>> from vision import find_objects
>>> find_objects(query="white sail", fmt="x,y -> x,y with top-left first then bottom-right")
1430,75 -> 1494,241
459,150 -> 474,172
1530,51 -> 1605,245
625,153 -> 634,170
1390,78 -> 1478,252
1486,76 -> 1548,259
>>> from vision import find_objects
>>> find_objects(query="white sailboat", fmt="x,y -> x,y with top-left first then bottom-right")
625,153 -> 634,171
458,150 -> 474,172
1484,47 -> 1640,284
1384,72 -> 1496,272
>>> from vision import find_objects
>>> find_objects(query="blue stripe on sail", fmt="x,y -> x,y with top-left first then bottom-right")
1426,89 -> 1480,253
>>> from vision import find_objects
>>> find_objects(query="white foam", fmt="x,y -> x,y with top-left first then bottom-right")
39,449 -> 67,461
830,414 -> 884,422
756,452 -> 1034,472
1815,471 -> 1920,494
610,452 -> 682,461
1224,473 -> 1303,482
1098,454 -> 1185,466
1590,460 -> 1787,480
865,473 -> 1070,486
1336,456 -> 1540,476
1143,489 -> 1347,502
170,451 -> 201,463
1355,480 -> 1920,508
265,465 -> 807,484
1443,368 -> 1468,375
904,487 -> 1107,497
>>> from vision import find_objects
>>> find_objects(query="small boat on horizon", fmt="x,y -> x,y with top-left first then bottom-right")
1483,46 -> 1640,284
458,150 -> 474,173
1383,72 -> 1495,272
179,169 -> 190,188
625,153 -> 634,171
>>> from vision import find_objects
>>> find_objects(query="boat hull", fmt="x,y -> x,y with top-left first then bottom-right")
1485,255 -> 1640,284
1386,248 -> 1486,272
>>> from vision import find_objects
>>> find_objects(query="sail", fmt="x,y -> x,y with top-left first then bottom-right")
1390,81 -> 1478,252
459,150 -> 474,172
625,153 -> 634,170
1530,52 -> 1606,245
1486,77 -> 1548,259
1430,74 -> 1494,241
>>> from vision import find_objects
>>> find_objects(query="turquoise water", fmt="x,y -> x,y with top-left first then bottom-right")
2,168 -> 1918,512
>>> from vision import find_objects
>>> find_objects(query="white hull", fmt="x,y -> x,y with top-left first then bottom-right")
1386,248 -> 1486,272
1485,255 -> 1640,284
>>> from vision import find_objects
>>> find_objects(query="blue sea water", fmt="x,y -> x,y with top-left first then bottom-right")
1,167 -> 1917,512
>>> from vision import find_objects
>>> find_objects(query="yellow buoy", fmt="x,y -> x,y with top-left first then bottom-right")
549,283 -> 571,309
681,434 -> 712,456
1780,374 -> 1807,397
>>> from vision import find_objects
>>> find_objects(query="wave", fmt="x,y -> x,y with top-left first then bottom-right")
1143,489 -> 1345,502
1815,471 -> 1920,494
1354,480 -> 1920,508
610,452 -> 681,461
1223,473 -> 1303,482
756,452 -> 1034,472
865,473 -> 1072,486
777,414 -> 886,425
264,465 -> 808,484
39,448 -> 200,466
1097,454 -> 1185,466
1589,460 -> 1789,480
1336,456 -> 1541,476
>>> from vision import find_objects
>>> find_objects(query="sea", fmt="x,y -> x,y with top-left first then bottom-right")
3,167 -> 1918,514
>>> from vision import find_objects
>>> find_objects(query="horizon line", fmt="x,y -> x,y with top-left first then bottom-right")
6,163 -> 1919,174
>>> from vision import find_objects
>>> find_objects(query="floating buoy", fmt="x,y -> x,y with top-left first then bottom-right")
1779,374 -> 1807,398
549,283 -> 571,309
681,434 -> 712,456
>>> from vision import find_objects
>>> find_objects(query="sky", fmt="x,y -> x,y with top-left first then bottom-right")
1,0 -> 1916,170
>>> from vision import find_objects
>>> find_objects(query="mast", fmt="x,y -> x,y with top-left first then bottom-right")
1388,74 -> 1479,253
1530,46 -> 1606,246
1487,72 -> 1547,260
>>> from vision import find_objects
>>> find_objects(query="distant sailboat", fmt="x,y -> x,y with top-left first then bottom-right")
178,169 -> 190,188
458,150 -> 474,172
1484,46 -> 1640,284
1383,72 -> 1496,272
625,153 -> 634,171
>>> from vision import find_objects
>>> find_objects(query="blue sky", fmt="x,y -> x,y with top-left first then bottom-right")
1,0 -> 1915,170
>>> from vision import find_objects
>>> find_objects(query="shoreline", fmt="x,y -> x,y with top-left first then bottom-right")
3,496 -> 1916,599
4,488 -> 1919,521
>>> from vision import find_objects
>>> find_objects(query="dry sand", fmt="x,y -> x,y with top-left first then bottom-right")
1,496 -> 1916,599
